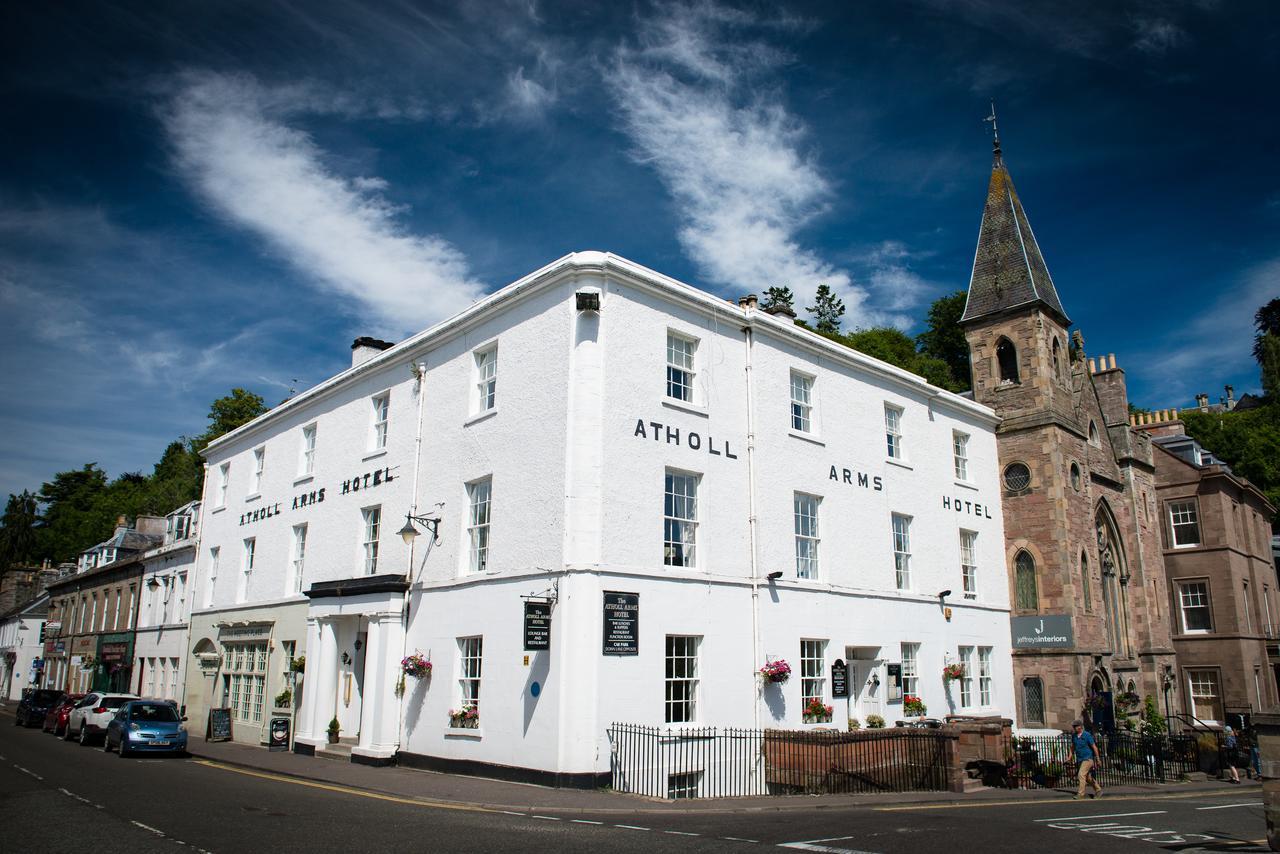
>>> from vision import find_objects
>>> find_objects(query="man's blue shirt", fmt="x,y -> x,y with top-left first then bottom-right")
1072,730 -> 1096,761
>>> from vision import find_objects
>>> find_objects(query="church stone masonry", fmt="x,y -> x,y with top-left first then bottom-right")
960,131 -> 1177,732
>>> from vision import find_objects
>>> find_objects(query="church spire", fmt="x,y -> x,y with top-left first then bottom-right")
960,113 -> 1070,327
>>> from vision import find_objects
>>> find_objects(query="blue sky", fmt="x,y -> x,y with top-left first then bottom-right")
2,0 -> 1277,502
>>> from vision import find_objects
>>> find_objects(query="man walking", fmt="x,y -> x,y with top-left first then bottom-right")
1072,719 -> 1103,799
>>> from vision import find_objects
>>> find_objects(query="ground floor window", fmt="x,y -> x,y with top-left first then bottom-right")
1022,677 -> 1045,725
667,771 -> 702,799
222,642 -> 267,725
978,647 -> 992,706
1187,669 -> 1222,723
665,635 -> 700,724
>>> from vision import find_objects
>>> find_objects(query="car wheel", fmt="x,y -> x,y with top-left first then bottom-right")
102,734 -> 112,753
63,720 -> 75,741
13,712 -> 22,726
78,724 -> 90,746
118,741 -> 130,758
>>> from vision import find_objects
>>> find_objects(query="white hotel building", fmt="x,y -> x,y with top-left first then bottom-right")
185,251 -> 1016,784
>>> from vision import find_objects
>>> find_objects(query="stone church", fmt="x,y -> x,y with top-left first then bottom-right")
960,132 -> 1178,732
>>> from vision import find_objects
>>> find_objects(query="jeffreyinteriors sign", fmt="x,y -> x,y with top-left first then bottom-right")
633,419 -> 737,460
602,591 -> 639,655
1010,614 -> 1074,649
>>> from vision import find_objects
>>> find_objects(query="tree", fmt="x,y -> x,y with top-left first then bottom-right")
1181,407 -> 1280,518
0,491 -> 41,571
1261,333 -> 1280,402
1254,299 -> 1280,363
807,284 -> 845,334
916,291 -> 971,392
761,286 -> 795,312
202,388 -> 268,443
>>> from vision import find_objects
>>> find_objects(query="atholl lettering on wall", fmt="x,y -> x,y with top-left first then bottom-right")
240,466 -> 397,526
633,419 -> 738,460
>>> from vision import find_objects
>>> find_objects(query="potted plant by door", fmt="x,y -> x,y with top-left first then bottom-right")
327,717 -> 340,744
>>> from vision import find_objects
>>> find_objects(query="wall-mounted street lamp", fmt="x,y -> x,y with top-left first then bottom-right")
766,571 -> 784,580
397,513 -> 442,546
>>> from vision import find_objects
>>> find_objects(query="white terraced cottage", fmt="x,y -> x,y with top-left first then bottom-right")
185,251 -> 1016,784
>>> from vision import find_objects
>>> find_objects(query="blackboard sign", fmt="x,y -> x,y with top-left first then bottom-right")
268,716 -> 290,751
831,659 -> 849,698
207,707 -> 232,742
524,601 -> 552,651
602,591 -> 639,655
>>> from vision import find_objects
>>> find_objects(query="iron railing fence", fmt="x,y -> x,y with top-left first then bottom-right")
607,723 -> 953,799
1005,731 -> 1201,789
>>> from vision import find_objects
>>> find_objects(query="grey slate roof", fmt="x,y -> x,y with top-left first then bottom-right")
961,147 -> 1071,326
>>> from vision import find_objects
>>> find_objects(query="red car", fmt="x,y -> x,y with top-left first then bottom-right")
43,693 -> 85,736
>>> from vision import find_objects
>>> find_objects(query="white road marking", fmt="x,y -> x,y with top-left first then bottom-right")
498,810 -> 526,816
1034,810 -> 1165,822
13,764 -> 44,781
777,843 -> 879,854
615,824 -> 650,831
721,838 -> 759,844
778,837 -> 880,854
58,787 -> 93,805
664,830 -> 699,836
532,815 -> 561,821
571,819 -> 603,825
131,820 -> 165,836
1196,802 -> 1259,810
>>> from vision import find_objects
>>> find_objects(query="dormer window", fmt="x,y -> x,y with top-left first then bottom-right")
996,338 -> 1019,384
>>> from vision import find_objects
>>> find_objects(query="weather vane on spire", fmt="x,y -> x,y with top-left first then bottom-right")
984,100 -> 1002,161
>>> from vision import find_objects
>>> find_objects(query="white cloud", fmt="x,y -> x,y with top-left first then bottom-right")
1131,17 -> 1186,54
162,71 -> 487,336
607,1 -> 874,325
1129,257 -> 1279,402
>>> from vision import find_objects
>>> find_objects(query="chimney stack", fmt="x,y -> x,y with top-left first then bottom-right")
738,294 -> 758,310
351,336 -> 394,369
1225,384 -> 1235,410
1196,392 -> 1209,411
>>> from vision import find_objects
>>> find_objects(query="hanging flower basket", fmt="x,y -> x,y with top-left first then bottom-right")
942,663 -> 966,681
449,705 -> 479,728
904,694 -> 928,716
401,653 -> 432,679
759,659 -> 792,684
803,698 -> 833,723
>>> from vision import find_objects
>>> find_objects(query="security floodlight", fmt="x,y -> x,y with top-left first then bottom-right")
937,589 -> 952,599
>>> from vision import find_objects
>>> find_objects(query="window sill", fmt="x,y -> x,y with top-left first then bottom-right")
464,408 -> 498,427
788,430 -> 825,447
444,727 -> 483,739
362,448 -> 388,462
293,475 -> 315,486
662,399 -> 709,418
244,493 -> 262,503
953,480 -> 979,491
211,506 -> 227,514
886,458 -> 913,471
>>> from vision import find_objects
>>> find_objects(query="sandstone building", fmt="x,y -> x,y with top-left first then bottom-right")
960,132 -> 1178,732
1134,414 -> 1278,723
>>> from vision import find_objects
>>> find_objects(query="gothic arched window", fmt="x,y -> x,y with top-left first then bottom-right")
1015,550 -> 1038,610
1081,550 -> 1092,612
1052,337 -> 1062,381
997,338 -> 1019,384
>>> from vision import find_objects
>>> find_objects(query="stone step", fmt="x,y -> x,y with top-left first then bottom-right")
962,776 -> 987,793
316,742 -> 352,762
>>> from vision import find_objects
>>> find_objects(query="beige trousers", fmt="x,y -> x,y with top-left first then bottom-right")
1077,758 -> 1102,796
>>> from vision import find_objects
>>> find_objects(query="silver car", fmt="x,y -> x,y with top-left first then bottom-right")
65,692 -> 139,745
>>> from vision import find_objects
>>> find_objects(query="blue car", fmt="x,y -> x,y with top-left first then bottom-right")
103,700 -> 188,757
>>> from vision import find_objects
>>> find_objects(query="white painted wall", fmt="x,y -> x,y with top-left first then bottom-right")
190,252 -> 1014,777
1,612 -> 48,701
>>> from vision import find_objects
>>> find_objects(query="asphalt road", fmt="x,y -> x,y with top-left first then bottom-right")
1,715 -> 1268,853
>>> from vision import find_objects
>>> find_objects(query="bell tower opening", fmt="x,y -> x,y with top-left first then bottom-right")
996,338 -> 1020,384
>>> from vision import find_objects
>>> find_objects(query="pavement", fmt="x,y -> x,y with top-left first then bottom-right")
183,731 -> 1265,814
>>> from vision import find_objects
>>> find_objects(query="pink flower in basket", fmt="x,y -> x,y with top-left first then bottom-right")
759,659 -> 791,683
401,653 -> 432,678
942,663 -> 966,680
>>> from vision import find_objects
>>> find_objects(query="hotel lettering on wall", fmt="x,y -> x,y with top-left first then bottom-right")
239,465 -> 397,526
602,592 -> 639,655
632,419 -> 738,460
